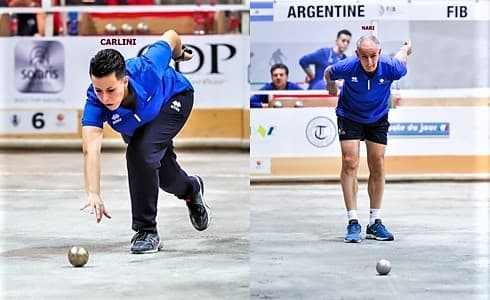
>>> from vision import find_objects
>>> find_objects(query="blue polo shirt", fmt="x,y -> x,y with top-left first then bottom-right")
82,40 -> 193,136
328,55 -> 407,124
250,81 -> 303,108
299,47 -> 346,90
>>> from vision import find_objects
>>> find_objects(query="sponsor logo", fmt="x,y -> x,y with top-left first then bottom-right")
56,113 -> 64,122
250,157 -> 271,174
56,113 -> 65,127
170,100 -> 181,112
11,114 -> 20,126
378,5 -> 397,17
15,40 -> 65,93
389,122 -> 450,137
252,125 -> 275,138
138,43 -> 237,75
111,113 -> 122,125
351,76 -> 358,83
305,116 -> 337,148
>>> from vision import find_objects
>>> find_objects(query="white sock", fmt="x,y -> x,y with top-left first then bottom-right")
347,210 -> 358,222
369,209 -> 380,226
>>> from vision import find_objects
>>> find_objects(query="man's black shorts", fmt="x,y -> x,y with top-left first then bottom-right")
337,115 -> 390,145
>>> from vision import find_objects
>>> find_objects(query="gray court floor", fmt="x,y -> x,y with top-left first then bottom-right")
1,151 -> 489,300
0,150 -> 249,300
251,182 -> 489,300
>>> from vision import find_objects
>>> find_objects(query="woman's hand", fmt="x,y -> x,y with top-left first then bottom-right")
81,193 -> 111,223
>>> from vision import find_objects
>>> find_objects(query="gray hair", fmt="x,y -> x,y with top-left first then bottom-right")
356,35 -> 380,49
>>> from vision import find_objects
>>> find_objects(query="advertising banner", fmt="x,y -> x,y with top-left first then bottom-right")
0,35 -> 249,109
250,106 -> 489,157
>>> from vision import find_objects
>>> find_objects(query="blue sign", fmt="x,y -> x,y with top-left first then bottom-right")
388,122 -> 450,137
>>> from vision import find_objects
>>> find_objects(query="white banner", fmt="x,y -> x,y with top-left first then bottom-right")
0,109 -> 78,134
250,107 -> 341,157
252,0 -> 490,22
250,106 -> 489,157
0,35 -> 249,109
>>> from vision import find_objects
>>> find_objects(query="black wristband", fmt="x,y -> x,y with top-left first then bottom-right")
173,46 -> 192,62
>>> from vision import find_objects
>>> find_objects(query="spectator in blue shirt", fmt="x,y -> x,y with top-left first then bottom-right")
299,29 -> 352,90
250,63 -> 303,108
325,35 -> 412,244
81,30 -> 211,254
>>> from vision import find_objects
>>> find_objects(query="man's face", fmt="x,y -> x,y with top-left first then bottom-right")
271,68 -> 288,90
336,33 -> 351,53
356,40 -> 381,74
91,72 -> 127,111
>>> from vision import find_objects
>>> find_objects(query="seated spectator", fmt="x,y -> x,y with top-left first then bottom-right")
35,0 -> 63,36
250,63 -> 303,108
8,0 -> 38,36
8,0 -> 62,36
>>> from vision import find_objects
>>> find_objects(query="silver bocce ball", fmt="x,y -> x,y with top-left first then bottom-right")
272,100 -> 282,108
376,259 -> 391,275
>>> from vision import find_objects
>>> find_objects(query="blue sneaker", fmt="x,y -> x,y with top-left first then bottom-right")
366,219 -> 394,241
344,219 -> 362,243
130,231 -> 163,254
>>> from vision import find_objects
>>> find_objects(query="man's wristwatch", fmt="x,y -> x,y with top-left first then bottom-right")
173,46 -> 193,62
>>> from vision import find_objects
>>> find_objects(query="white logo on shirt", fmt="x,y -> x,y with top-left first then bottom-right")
170,100 -> 181,112
111,113 -> 122,125
351,77 -> 358,83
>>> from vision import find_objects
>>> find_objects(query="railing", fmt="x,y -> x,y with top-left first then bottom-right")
0,1 -> 250,36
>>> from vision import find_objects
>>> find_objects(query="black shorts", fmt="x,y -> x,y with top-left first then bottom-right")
337,115 -> 390,145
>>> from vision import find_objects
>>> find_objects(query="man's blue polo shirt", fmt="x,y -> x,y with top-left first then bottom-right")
82,40 -> 193,136
328,55 -> 407,124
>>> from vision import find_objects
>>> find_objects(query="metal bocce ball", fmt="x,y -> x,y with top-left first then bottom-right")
104,23 -> 118,35
272,100 -> 283,108
136,22 -> 150,34
376,259 -> 391,275
68,246 -> 89,267
121,23 -> 133,35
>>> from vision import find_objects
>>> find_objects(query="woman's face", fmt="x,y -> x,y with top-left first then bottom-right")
91,72 -> 128,111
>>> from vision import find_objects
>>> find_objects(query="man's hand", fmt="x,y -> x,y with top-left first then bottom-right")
326,81 -> 338,96
403,40 -> 412,56
81,193 -> 111,223
394,40 -> 412,64
324,66 -> 338,96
